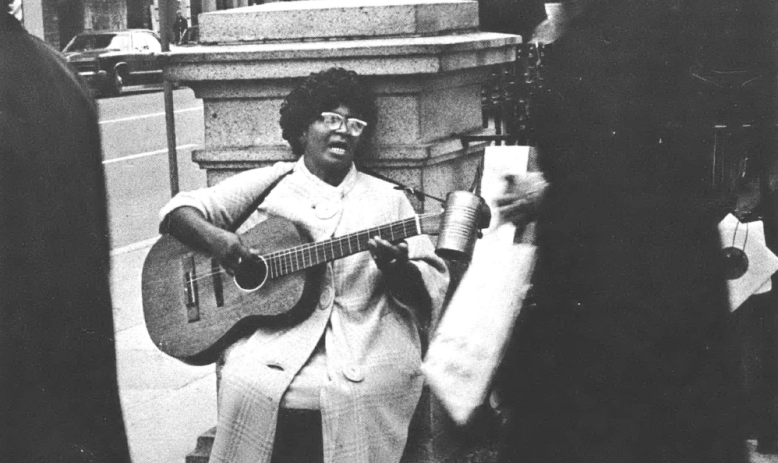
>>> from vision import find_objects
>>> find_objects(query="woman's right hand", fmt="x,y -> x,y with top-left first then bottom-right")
208,229 -> 258,276
164,206 -> 258,276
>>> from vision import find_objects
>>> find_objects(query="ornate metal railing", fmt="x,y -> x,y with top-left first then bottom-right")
480,43 -> 553,145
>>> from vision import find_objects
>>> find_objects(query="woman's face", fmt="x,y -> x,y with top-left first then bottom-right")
301,104 -> 365,186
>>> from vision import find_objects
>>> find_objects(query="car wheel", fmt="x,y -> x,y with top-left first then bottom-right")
106,70 -> 123,97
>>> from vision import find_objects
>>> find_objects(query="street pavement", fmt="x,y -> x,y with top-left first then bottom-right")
110,146 -> 778,463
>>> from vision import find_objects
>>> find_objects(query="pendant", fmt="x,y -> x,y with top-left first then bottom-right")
721,246 -> 749,280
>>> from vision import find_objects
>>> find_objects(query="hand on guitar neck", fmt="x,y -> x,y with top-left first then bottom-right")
367,236 -> 408,270
367,236 -> 432,313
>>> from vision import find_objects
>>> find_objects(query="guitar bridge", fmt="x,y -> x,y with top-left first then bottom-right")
182,256 -> 200,322
212,258 -> 224,308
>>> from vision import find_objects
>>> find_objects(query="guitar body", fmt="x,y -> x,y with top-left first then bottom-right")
142,216 -> 323,365
141,205 -> 453,366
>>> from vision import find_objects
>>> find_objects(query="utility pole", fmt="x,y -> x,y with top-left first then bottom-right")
158,0 -> 180,197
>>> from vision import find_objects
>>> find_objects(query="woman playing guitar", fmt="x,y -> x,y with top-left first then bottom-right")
157,67 -> 449,463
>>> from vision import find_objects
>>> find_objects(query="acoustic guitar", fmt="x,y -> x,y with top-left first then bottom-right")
142,212 -> 444,365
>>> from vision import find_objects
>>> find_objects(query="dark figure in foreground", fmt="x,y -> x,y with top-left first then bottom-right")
0,4 -> 131,463
477,0 -> 546,42
493,0 -> 776,461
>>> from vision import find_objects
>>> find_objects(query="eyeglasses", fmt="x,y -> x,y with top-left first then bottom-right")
319,112 -> 368,137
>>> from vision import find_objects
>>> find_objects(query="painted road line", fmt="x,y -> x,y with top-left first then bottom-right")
102,144 -> 198,165
99,106 -> 202,125
111,236 -> 159,256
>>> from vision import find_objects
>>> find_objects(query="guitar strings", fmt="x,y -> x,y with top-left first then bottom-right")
263,218 -> 419,276
143,216 -> 424,288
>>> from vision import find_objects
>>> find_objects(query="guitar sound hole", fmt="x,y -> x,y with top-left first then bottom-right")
234,257 -> 267,291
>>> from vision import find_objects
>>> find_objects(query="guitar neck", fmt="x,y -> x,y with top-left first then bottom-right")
263,215 -> 423,279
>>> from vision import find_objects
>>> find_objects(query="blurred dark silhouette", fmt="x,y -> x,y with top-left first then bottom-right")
478,0 -> 546,42
0,7 -> 131,463
495,0 -> 778,461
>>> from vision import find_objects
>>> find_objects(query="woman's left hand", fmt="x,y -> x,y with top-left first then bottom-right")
368,236 -> 409,272
369,236 -> 431,310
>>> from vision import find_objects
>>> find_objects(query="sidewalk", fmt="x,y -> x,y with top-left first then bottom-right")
111,244 -> 217,463
109,147 -> 778,463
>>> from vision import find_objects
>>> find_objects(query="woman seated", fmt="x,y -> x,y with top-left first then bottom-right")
158,67 -> 450,463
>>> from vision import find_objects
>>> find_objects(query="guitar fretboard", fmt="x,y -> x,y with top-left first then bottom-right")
263,216 -> 421,278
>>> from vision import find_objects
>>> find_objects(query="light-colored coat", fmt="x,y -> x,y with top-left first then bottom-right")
159,159 -> 449,463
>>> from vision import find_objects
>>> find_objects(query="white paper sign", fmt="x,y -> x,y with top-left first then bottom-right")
718,214 -> 778,311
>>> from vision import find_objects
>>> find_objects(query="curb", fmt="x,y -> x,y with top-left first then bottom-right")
111,236 -> 159,256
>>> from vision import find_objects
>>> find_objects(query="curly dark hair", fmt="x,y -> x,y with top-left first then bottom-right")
280,68 -> 377,156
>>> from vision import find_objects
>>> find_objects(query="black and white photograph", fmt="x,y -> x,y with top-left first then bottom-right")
2,0 -> 778,462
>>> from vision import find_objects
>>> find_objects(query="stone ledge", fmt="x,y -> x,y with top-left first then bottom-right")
199,0 -> 478,44
179,66 -> 490,98
192,135 -> 490,167
163,33 -> 519,82
166,32 -> 519,63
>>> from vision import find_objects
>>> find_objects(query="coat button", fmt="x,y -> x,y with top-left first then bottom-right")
343,364 -> 364,382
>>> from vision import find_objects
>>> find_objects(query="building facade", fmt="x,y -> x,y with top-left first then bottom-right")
14,0 -> 273,50
14,0 -> 194,50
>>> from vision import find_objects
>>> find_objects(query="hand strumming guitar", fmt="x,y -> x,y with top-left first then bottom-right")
162,206 -> 258,276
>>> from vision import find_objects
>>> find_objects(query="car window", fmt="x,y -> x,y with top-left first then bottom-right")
110,35 -> 131,51
134,33 -> 162,53
64,34 -> 130,52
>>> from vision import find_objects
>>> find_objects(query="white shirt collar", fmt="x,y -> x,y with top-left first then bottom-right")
294,158 -> 358,198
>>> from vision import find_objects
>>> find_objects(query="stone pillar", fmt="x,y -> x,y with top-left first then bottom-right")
201,0 -> 216,13
165,2 -> 520,461
164,0 -> 520,212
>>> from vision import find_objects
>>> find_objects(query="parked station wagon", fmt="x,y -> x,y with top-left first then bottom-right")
62,29 -> 164,97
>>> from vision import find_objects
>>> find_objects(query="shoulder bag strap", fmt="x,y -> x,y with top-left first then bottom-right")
228,168 -> 292,233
